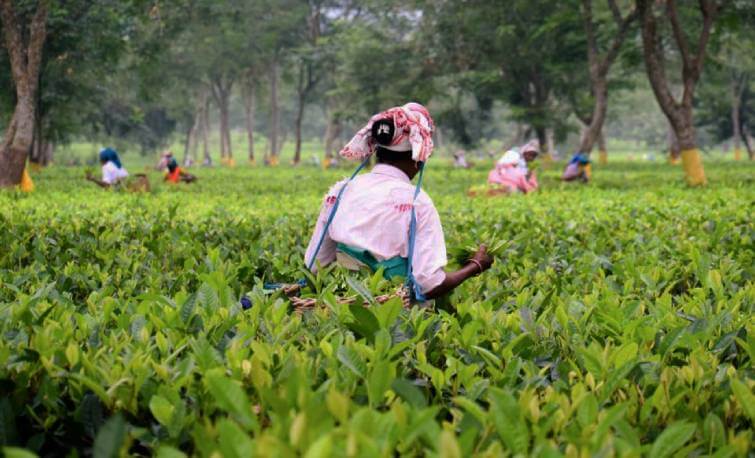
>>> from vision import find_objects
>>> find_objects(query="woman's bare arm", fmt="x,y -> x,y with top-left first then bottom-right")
86,172 -> 110,188
424,245 -> 494,299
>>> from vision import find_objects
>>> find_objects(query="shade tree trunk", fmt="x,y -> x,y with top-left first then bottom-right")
29,113 -> 53,167
597,130 -> 607,165
268,58 -> 280,166
211,77 -> 234,163
668,121 -> 681,163
241,71 -> 257,164
730,74 -> 746,160
323,110 -> 342,165
184,91 -> 207,166
0,0 -> 48,187
293,88 -> 306,165
201,95 -> 211,166
743,126 -> 754,160
293,4 -> 322,165
637,0 -> 720,185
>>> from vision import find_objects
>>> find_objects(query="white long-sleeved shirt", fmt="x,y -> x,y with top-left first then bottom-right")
304,164 -> 447,293
102,161 -> 129,184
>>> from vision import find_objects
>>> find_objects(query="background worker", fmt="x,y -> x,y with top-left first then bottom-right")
562,153 -> 592,183
164,157 -> 197,183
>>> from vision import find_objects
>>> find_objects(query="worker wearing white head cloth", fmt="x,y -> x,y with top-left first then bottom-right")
305,102 -> 493,300
518,139 -> 540,171
487,142 -> 539,194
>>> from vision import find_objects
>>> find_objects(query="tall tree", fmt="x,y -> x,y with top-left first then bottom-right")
268,58 -> 280,165
257,0 -> 308,165
577,0 -> 638,156
292,0 -> 324,165
699,3 -> 755,161
421,0 -> 583,150
0,0 -> 48,187
205,3 -> 246,165
210,76 -> 234,162
241,69 -> 258,163
636,0 -> 721,185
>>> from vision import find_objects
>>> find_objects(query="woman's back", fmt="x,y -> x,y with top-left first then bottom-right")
102,161 -> 129,184
325,164 -> 436,261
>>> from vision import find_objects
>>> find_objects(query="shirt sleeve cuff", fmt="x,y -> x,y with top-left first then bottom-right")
417,269 -> 446,294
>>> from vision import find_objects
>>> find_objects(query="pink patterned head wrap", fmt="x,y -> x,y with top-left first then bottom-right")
339,102 -> 435,162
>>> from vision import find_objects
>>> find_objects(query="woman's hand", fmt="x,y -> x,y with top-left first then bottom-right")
469,244 -> 494,274
425,244 -> 495,300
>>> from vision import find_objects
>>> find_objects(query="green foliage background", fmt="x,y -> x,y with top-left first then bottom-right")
0,161 -> 753,456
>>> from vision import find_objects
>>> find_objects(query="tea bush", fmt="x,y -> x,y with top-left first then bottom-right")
0,162 -> 753,457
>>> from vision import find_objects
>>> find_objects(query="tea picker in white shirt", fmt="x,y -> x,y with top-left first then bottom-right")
304,102 -> 494,301
86,147 -> 150,192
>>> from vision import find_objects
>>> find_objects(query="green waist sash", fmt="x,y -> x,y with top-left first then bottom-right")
336,243 -> 408,280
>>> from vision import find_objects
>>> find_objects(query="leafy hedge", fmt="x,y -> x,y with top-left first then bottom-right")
1,162 -> 753,457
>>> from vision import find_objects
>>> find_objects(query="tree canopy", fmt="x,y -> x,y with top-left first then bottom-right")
1,0 -> 752,179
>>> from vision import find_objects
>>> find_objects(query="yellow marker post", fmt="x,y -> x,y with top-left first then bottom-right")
598,150 -> 607,165
734,148 -> 742,161
583,163 -> 592,180
680,148 -> 706,186
20,168 -> 34,192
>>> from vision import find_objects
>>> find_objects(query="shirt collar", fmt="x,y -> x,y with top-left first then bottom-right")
371,163 -> 411,184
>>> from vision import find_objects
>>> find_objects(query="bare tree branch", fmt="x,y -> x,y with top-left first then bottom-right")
607,0 -> 623,26
666,0 -> 693,73
692,0 -> 717,81
637,0 -> 680,118
0,0 -> 26,93
581,0 -> 599,71
601,4 -> 638,74
26,1 -> 49,95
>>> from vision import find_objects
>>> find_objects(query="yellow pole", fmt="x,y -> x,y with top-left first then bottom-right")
20,168 -> 34,192
680,148 -> 706,186
734,148 -> 742,161
582,163 -> 592,180
598,150 -> 607,165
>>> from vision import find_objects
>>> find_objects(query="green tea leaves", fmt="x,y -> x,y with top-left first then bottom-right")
204,369 -> 258,432
650,421 -> 697,458
93,414 -> 126,458
1,164 -> 753,455
730,379 -> 755,422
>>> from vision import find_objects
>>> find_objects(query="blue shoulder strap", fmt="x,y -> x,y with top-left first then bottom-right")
305,157 -> 427,303
406,162 -> 426,301
306,157 -> 370,270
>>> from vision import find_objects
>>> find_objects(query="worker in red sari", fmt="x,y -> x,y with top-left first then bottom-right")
164,158 -> 197,184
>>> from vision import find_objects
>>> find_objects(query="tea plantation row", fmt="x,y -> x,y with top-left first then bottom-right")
0,162 -> 753,457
